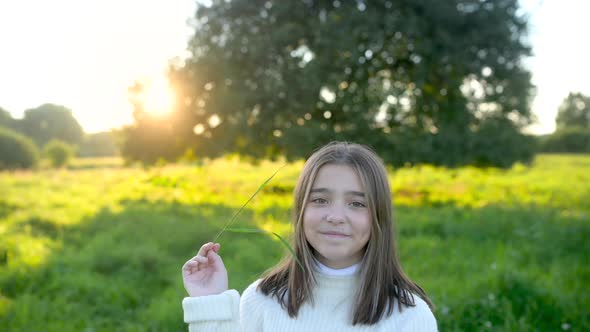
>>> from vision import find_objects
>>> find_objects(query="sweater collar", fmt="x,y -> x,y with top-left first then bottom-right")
312,256 -> 360,277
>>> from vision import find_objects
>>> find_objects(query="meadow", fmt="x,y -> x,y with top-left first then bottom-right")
0,154 -> 588,331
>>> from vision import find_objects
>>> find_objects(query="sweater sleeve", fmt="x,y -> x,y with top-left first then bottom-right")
182,280 -> 264,332
182,290 -> 240,332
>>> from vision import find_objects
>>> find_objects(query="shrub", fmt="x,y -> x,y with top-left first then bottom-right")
542,127 -> 590,153
0,126 -> 40,170
44,139 -> 75,167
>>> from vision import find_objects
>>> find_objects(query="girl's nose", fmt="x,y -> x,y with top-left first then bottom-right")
326,205 -> 346,223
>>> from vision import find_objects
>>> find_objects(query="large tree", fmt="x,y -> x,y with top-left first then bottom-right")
125,0 -> 536,166
555,92 -> 590,130
20,104 -> 84,147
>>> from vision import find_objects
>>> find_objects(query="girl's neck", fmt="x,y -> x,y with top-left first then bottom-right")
313,256 -> 360,276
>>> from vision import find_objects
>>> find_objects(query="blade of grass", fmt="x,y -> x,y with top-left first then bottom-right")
226,227 -> 304,271
212,164 -> 286,242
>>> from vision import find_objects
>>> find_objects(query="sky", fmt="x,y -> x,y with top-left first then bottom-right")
0,0 -> 195,133
0,0 -> 588,135
521,0 -> 590,134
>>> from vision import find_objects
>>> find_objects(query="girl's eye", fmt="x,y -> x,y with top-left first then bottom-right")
311,198 -> 328,204
350,201 -> 366,208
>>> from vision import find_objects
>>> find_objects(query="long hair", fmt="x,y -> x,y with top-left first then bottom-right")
258,141 -> 434,325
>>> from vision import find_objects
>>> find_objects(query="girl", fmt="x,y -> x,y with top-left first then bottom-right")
181,141 -> 437,331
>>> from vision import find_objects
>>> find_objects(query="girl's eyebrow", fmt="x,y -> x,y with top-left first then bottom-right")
310,188 -> 366,197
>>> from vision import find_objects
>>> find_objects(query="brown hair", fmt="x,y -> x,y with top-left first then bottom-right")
258,141 -> 434,325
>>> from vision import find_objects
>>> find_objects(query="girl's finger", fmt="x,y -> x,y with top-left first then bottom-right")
196,242 -> 214,257
182,260 -> 198,271
192,255 -> 207,263
207,250 -> 224,270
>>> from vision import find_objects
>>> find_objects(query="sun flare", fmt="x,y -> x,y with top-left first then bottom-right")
141,76 -> 175,115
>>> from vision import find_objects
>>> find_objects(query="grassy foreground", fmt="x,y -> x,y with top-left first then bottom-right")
0,154 -> 588,331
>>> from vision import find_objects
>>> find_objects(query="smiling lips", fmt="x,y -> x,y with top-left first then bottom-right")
320,231 -> 349,237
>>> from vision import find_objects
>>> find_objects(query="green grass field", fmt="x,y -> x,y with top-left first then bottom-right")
0,154 -> 588,331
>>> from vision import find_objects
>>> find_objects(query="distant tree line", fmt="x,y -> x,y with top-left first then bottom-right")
0,104 -> 118,169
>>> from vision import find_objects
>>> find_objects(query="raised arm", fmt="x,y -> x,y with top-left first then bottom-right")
182,242 -> 238,331
181,243 -> 265,331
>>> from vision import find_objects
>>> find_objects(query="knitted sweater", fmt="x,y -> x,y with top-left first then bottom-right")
182,272 -> 438,331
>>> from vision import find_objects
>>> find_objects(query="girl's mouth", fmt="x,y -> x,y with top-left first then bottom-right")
321,232 -> 349,238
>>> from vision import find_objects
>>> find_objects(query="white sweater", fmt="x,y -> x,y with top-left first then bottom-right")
182,272 -> 438,331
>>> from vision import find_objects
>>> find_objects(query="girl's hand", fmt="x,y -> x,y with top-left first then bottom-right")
182,242 -> 228,297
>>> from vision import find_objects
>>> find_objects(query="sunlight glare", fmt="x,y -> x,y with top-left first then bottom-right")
142,76 -> 175,115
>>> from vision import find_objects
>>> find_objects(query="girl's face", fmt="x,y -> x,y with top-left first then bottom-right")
303,164 -> 371,269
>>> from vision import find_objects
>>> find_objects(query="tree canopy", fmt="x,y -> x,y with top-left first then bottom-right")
0,107 -> 19,131
122,0 -> 536,167
556,92 -> 590,130
20,104 -> 84,147
540,92 -> 590,153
